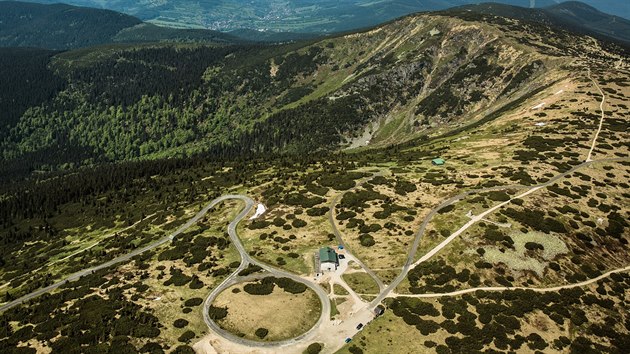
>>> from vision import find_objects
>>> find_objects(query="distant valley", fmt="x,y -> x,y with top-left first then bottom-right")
19,0 -> 630,33
3,1 -> 629,51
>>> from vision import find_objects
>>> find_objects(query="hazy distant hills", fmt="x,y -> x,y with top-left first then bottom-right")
453,1 -> 630,45
0,1 -> 241,49
0,1 -> 141,49
19,0 -> 630,33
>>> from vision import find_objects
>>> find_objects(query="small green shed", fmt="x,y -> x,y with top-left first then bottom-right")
432,158 -> 445,165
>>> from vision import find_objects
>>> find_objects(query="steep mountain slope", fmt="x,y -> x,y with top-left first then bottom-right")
454,1 -> 630,45
22,0 -> 630,32
0,47 -> 65,131
0,1 -> 240,49
1,9 -> 626,179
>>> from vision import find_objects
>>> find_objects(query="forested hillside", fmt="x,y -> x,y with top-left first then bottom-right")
0,48 -> 65,135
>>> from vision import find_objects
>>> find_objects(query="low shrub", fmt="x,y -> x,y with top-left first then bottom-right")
184,298 -> 203,307
255,328 -> 268,339
177,330 -> 195,343
173,319 -> 189,328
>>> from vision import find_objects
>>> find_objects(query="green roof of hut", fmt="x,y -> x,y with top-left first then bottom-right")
319,247 -> 338,263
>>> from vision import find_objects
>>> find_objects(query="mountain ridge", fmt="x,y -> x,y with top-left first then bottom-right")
451,1 -> 630,46
1,8 -> 626,178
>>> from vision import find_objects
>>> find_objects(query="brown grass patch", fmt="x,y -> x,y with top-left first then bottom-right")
214,283 -> 321,341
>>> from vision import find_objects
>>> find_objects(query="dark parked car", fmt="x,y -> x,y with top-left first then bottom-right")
356,323 -> 364,330
338,254 -> 346,260
345,337 -> 352,343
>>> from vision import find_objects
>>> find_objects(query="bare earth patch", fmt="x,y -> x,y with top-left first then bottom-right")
482,231 -> 568,276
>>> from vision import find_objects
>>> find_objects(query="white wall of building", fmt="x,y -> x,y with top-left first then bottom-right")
320,262 -> 336,272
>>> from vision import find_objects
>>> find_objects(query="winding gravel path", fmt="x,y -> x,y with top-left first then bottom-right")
201,195 -> 330,348
0,194 -> 331,340
388,265 -> 630,298
0,197 -> 235,313
586,68 -> 607,162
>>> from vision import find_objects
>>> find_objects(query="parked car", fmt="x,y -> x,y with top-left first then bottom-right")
345,337 -> 352,343
356,323 -> 364,330
338,254 -> 346,260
